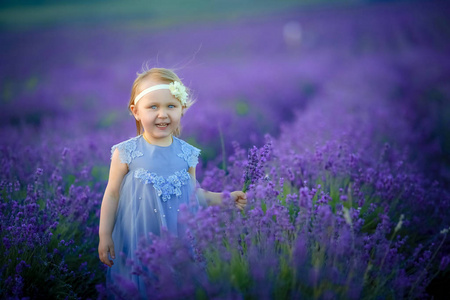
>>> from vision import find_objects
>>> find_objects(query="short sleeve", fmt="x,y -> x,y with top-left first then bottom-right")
177,140 -> 201,168
111,137 -> 143,164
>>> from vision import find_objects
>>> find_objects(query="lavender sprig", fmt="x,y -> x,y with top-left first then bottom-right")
242,141 -> 272,192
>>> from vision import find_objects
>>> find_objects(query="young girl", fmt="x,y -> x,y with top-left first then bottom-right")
98,67 -> 247,296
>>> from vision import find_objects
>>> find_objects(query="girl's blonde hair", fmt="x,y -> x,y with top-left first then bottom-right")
128,68 -> 194,136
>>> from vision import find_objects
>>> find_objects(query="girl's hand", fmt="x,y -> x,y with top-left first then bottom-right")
231,191 -> 247,210
98,236 -> 115,267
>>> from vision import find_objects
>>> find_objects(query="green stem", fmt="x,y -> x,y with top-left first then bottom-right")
218,123 -> 227,173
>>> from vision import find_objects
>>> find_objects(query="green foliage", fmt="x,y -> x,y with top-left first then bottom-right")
205,247 -> 251,292
316,173 -> 351,212
0,174 -> 103,299
274,245 -> 295,298
261,201 -> 267,213
1,79 -> 14,103
97,111 -> 118,129
0,0 -> 338,29
25,76 -> 39,91
91,165 -> 109,182
235,100 -> 249,116
1,214 -> 102,299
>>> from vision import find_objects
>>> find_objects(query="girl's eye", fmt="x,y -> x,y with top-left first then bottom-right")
149,105 -> 157,109
168,105 -> 175,109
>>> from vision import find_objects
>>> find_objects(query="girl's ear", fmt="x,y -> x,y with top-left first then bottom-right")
181,107 -> 187,116
130,105 -> 140,121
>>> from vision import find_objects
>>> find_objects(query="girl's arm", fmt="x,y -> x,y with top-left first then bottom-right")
98,149 -> 128,267
188,167 -> 247,210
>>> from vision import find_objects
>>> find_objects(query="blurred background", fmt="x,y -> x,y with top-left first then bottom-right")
1,0 -> 449,184
1,0 -> 450,298
0,0 -> 450,176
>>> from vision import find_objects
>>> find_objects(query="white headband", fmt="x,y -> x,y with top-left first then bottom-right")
134,82 -> 188,106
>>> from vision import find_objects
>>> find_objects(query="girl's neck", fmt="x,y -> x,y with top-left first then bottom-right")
142,133 -> 173,147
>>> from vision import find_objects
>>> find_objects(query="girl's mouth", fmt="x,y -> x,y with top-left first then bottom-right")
156,123 -> 169,128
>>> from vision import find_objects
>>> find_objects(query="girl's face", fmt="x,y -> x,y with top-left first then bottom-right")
131,81 -> 184,146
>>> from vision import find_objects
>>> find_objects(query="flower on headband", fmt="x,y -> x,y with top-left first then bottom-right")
169,81 -> 188,106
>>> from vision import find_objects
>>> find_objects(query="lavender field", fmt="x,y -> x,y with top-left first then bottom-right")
1,1 -> 450,299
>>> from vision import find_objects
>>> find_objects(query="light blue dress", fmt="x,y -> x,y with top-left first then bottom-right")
106,135 -> 204,297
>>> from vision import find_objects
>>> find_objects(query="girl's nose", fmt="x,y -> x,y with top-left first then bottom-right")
157,108 -> 168,118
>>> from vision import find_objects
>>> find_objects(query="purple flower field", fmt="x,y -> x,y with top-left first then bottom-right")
1,1 -> 450,299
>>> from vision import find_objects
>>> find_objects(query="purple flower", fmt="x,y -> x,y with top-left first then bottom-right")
242,141 -> 272,192
440,256 -> 450,271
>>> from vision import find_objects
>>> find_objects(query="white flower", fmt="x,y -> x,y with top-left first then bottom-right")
168,81 -> 188,106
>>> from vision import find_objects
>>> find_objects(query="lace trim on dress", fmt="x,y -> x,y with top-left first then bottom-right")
111,136 -> 143,164
134,168 -> 191,202
177,139 -> 201,168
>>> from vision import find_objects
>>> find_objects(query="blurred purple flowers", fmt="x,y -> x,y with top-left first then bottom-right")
1,1 -> 450,299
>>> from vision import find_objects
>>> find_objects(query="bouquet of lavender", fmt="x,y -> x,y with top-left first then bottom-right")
242,141 -> 272,193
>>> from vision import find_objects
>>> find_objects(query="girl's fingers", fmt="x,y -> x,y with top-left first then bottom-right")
231,191 -> 247,210
110,246 -> 116,259
235,197 -> 247,205
238,191 -> 246,198
100,253 -> 111,267
236,202 -> 246,210
102,259 -> 110,267
99,246 -> 115,267
232,191 -> 246,198
105,257 -> 113,267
